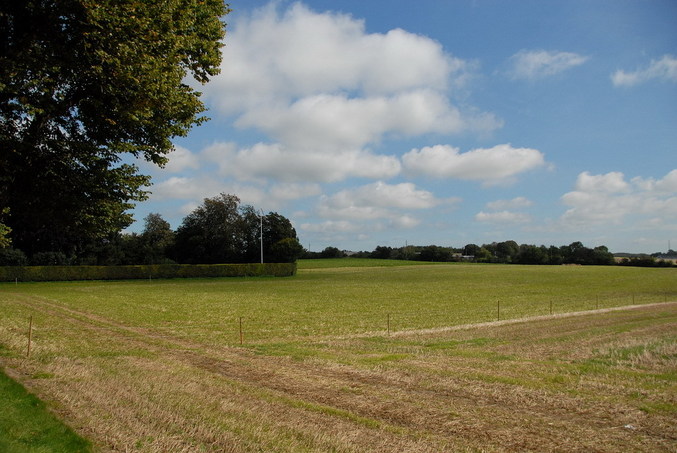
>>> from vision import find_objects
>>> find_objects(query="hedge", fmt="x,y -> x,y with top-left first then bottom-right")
0,263 -> 297,282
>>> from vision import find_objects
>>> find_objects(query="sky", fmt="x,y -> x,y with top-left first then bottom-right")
130,0 -> 677,254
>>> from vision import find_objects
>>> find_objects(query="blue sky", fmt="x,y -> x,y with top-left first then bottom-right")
131,0 -> 676,253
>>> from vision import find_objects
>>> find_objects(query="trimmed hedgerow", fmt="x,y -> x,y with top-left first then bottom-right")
0,263 -> 296,282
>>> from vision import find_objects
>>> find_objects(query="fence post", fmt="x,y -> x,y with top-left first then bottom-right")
549,300 -> 553,316
239,317 -> 244,345
387,313 -> 390,336
497,300 -> 500,321
26,316 -> 33,358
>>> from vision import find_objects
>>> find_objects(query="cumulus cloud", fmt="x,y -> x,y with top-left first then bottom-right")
560,170 -> 677,228
150,176 -> 222,201
206,2 -> 465,111
477,197 -> 533,225
508,50 -> 589,80
611,55 -> 677,87
486,197 -> 533,210
317,181 -> 454,220
202,141 -> 401,183
475,210 -> 532,224
300,220 -> 361,234
163,145 -> 200,173
402,144 -> 546,184
300,181 -> 454,237
193,2 -> 500,186
236,90 -> 499,149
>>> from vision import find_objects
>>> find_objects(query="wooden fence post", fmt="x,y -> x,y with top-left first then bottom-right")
239,317 -> 243,345
26,316 -> 33,358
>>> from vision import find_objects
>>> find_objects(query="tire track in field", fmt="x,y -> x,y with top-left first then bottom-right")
5,293 -> 676,452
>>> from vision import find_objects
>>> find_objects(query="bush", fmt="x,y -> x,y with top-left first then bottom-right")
31,251 -> 70,266
0,248 -> 28,266
0,263 -> 297,282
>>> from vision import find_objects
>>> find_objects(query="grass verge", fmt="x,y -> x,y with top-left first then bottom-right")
0,367 -> 91,453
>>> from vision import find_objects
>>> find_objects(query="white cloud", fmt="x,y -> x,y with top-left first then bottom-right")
269,183 -> 322,201
150,176 -> 220,201
475,210 -> 532,224
560,170 -> 677,228
236,90 -> 500,149
574,171 -> 630,193
300,220 -> 361,234
163,145 -> 200,173
611,55 -> 677,87
508,50 -> 589,80
390,215 -> 421,229
206,2 -> 466,112
202,141 -> 401,183
402,144 -> 546,184
317,181 -> 454,221
486,197 -> 533,210
192,2 -> 500,186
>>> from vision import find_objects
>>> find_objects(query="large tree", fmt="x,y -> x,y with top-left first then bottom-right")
173,193 -> 301,264
0,0 -> 228,256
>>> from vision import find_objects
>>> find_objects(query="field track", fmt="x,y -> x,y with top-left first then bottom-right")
1,284 -> 675,452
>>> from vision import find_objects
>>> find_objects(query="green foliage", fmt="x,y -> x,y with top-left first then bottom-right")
173,194 -> 300,264
0,369 -> 92,452
0,248 -> 28,266
31,251 -> 70,266
0,208 -> 10,248
0,0 -> 229,256
270,238 -> 304,263
0,263 -> 296,282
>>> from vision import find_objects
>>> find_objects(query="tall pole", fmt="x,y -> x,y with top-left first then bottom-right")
260,209 -> 264,264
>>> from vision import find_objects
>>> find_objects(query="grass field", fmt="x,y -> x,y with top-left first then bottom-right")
0,261 -> 675,451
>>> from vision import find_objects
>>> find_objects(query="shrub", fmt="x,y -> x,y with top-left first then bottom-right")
0,248 -> 28,266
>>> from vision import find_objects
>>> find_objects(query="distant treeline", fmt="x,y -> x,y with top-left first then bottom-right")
304,242 -> 677,267
0,194 -> 303,266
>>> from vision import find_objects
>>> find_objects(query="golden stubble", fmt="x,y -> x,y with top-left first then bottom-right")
1,293 -> 675,452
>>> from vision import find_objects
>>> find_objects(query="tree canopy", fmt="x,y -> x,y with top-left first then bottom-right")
173,194 -> 302,264
0,0 -> 229,257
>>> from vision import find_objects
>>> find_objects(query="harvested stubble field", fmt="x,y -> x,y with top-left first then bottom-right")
0,261 -> 675,452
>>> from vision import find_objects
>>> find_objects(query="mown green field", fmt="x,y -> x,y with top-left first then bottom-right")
2,261 -> 674,347
0,261 -> 675,452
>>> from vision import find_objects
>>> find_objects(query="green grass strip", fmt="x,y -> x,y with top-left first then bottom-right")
0,368 -> 91,453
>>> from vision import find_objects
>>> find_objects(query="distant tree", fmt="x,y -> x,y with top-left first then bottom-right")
263,212 -> 299,262
173,194 -> 244,264
418,245 -> 452,262
31,251 -> 70,266
547,245 -> 563,265
463,244 -> 481,257
269,238 -> 304,263
172,194 -> 300,264
371,246 -> 393,260
516,244 -> 548,264
592,245 -> 614,265
140,213 -> 175,264
0,248 -> 28,266
475,247 -> 493,263
496,240 -> 519,263
320,247 -> 344,259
